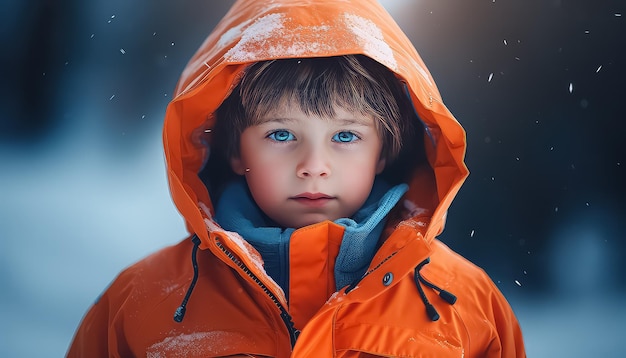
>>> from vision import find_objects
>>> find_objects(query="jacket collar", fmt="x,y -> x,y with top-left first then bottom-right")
213,178 -> 408,294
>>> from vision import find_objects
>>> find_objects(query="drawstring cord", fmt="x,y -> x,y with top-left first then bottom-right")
172,237 -> 455,323
414,257 -> 457,321
173,235 -> 202,323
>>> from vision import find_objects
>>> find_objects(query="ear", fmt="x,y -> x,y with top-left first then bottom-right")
230,156 -> 247,175
375,156 -> 386,174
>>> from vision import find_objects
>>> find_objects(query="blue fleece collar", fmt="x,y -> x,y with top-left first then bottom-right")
333,182 -> 407,289
214,179 -> 407,294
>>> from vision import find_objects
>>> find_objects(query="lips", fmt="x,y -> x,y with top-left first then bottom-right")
291,193 -> 335,207
293,192 -> 333,200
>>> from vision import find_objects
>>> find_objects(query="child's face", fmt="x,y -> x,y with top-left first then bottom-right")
230,104 -> 386,229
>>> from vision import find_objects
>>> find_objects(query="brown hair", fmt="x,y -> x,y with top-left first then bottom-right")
213,55 -> 417,163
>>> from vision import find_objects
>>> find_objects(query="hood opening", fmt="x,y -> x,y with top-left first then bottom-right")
197,56 -> 429,213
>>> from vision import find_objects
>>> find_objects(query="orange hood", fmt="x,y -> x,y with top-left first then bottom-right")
162,0 -> 469,246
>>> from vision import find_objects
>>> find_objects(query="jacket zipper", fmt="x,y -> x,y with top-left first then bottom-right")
215,239 -> 300,348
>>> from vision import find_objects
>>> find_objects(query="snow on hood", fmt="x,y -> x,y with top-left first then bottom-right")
161,0 -> 468,246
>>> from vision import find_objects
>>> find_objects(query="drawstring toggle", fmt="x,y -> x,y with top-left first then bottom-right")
173,235 -> 202,323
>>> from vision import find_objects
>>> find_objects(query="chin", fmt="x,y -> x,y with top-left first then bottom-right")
285,216 -> 334,229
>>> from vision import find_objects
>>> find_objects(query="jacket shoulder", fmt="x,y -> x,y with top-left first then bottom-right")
429,239 -> 495,286
67,238 -> 195,357
428,239 -> 526,357
112,238 -> 194,291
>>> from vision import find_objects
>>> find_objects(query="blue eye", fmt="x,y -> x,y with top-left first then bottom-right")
268,130 -> 295,142
332,131 -> 358,143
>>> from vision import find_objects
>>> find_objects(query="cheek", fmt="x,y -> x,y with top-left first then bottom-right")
347,166 -> 377,197
337,154 -> 380,204
343,148 -> 382,177
246,167 -> 282,192
242,155 -> 289,208
244,168 -> 285,218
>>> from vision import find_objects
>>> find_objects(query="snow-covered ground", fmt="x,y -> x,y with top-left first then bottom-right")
1,124 -> 624,357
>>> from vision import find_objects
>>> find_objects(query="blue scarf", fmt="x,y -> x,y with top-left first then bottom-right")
215,179 -> 407,295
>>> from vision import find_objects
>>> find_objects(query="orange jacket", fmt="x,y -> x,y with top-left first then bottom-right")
68,0 -> 526,356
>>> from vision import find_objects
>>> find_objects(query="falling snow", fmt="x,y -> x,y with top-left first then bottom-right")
3,2 -> 623,357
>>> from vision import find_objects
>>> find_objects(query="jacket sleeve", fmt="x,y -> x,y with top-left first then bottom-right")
485,281 -> 527,358
66,294 -> 110,357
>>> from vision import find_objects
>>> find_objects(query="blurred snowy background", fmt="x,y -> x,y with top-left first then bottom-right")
1,0 -> 625,356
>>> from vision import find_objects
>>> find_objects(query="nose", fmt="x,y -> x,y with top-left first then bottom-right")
296,145 -> 331,178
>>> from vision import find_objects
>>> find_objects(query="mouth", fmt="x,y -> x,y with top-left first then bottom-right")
290,193 -> 335,207
293,192 -> 333,200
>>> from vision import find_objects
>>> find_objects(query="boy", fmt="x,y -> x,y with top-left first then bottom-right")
68,0 -> 526,357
